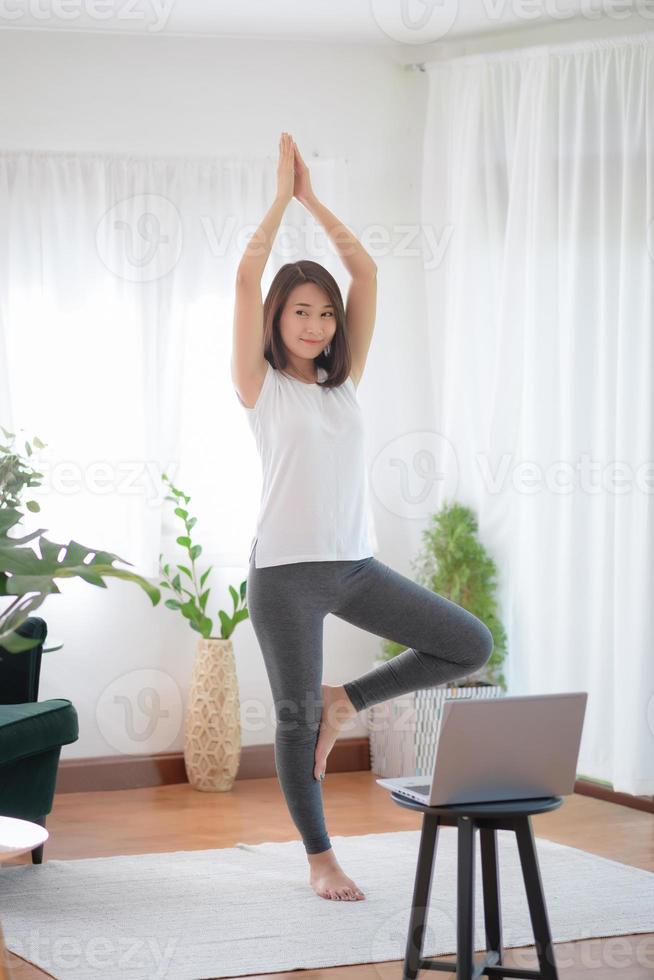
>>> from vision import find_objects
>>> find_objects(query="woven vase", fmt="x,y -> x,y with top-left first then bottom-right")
184,637 -> 241,791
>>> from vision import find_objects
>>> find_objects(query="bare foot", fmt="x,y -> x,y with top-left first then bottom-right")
314,683 -> 358,781
308,848 -> 366,901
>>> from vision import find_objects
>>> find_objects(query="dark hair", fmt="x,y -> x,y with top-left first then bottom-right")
262,260 -> 351,388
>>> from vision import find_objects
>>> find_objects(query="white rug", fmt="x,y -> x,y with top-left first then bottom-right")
1,828 -> 652,980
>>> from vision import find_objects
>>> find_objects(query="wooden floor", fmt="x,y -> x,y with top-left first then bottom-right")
4,771 -> 653,979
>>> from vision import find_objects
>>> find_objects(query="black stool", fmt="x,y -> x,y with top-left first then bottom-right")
391,792 -> 563,980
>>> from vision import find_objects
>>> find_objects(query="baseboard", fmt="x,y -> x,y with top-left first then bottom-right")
55,738 -> 653,814
55,737 -> 371,793
573,778 -> 654,814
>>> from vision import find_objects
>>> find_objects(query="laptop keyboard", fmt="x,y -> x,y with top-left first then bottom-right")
407,784 -> 431,793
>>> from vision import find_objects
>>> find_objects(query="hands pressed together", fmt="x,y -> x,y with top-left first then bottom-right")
277,131 -> 314,206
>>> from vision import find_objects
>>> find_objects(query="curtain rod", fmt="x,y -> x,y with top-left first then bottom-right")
400,26 -> 654,72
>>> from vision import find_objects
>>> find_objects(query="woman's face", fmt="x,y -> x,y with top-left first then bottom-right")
279,282 -> 337,363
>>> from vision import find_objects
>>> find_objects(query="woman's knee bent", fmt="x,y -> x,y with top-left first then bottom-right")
461,615 -> 494,671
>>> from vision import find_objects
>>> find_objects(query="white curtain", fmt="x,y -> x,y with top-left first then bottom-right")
421,31 -> 654,795
0,150 -> 346,579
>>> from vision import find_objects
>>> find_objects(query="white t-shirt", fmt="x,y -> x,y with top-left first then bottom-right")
239,361 -> 378,568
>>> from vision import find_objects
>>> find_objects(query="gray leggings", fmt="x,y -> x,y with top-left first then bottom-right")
246,542 -> 494,855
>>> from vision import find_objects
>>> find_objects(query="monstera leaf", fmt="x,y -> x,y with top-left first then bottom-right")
0,506 -> 160,653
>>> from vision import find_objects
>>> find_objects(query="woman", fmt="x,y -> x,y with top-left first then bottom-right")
231,132 -> 493,902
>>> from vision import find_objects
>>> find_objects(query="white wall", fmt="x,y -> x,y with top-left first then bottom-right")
0,30 -> 433,757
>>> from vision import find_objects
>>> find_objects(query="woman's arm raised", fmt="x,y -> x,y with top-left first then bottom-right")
293,140 -> 377,386
231,132 -> 294,407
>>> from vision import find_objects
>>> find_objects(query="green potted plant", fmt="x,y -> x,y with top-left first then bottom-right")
369,500 -> 508,777
380,501 -> 507,687
159,472 -> 249,793
0,427 -> 160,655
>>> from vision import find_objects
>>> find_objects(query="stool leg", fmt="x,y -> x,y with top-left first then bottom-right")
457,816 -> 475,980
403,813 -> 440,980
480,827 -> 503,962
515,817 -> 559,980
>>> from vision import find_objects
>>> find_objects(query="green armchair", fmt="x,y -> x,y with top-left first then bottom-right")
0,616 -> 79,863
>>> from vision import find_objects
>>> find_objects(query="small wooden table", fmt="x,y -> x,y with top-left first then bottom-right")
390,793 -> 564,980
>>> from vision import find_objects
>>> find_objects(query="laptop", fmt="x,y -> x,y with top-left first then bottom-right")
376,691 -> 588,806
